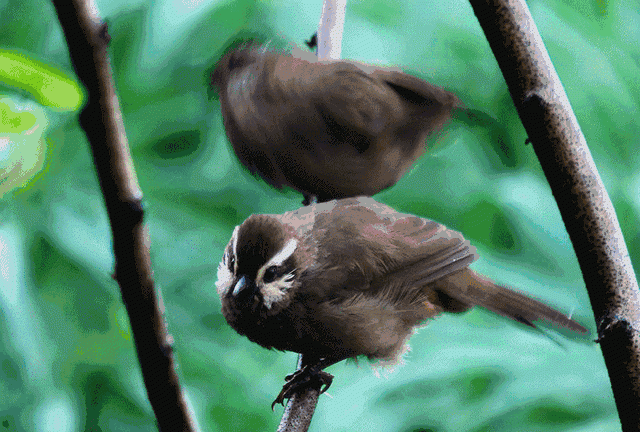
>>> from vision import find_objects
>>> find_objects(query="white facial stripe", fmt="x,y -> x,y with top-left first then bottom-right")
231,225 -> 240,258
265,238 -> 298,269
215,260 -> 233,295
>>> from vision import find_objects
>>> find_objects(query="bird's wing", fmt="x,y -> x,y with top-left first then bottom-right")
367,67 -> 460,134
367,67 -> 459,107
271,57 -> 405,149
310,197 -> 477,291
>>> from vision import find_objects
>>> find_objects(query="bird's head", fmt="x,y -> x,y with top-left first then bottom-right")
216,215 -> 303,322
210,40 -> 267,91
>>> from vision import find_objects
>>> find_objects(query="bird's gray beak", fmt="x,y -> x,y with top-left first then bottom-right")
232,275 -> 257,306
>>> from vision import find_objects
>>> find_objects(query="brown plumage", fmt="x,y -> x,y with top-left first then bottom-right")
211,42 -> 459,202
215,197 -> 586,405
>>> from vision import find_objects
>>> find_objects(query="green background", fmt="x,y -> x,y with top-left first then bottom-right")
1,0 -> 635,430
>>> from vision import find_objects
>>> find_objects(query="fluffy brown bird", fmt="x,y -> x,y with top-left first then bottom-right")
215,197 -> 587,407
211,41 -> 459,203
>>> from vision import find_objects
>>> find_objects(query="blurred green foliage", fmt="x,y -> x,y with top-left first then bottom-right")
0,97 -> 49,197
0,0 -> 636,430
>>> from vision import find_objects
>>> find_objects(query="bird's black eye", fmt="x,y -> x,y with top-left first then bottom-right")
228,52 -> 249,70
263,266 -> 278,283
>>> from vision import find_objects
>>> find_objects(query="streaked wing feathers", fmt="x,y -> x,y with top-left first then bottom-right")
309,197 -> 478,289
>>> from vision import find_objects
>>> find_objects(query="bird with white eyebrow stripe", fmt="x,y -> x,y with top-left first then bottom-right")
215,196 -> 587,408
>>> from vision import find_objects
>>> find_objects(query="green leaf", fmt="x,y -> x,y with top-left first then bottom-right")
0,49 -> 83,111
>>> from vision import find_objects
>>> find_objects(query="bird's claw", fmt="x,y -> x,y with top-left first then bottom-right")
271,365 -> 333,409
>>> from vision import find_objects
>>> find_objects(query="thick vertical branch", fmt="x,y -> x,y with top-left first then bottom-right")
468,0 -> 640,429
50,1 -> 197,431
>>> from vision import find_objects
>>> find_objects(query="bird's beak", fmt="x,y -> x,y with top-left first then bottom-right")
232,275 -> 258,306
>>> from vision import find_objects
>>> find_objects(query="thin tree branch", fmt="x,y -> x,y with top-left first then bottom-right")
50,1 -> 197,431
468,0 -> 640,429
277,356 -> 320,432
316,0 -> 347,60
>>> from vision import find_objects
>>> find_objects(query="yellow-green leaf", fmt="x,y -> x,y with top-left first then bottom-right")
0,49 -> 83,111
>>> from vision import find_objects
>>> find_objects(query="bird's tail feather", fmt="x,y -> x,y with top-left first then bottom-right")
434,269 -> 587,334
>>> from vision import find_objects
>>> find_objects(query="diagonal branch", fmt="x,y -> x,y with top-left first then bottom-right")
468,0 -> 640,429
50,1 -> 197,430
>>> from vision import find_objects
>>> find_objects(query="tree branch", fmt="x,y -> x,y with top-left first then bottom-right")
468,0 -> 640,429
50,1 -> 197,430
276,356 -> 320,432
316,0 -> 347,60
